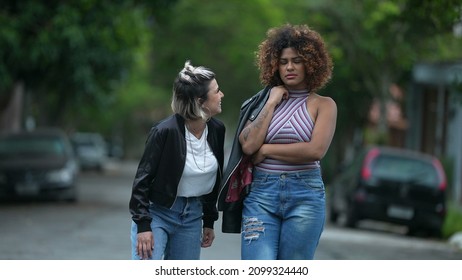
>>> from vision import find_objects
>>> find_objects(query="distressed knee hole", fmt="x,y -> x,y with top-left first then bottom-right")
242,217 -> 265,243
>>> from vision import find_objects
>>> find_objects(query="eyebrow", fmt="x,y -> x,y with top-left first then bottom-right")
280,56 -> 303,60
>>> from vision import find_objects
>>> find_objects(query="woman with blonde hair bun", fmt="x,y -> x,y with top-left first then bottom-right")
130,60 -> 225,260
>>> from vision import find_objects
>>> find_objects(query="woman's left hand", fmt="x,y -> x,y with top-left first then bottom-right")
201,228 -> 215,248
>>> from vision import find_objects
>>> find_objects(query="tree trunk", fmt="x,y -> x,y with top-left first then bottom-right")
377,74 -> 390,136
0,81 -> 24,132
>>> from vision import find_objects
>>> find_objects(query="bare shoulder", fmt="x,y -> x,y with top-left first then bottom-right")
310,93 -> 337,110
307,93 -> 336,121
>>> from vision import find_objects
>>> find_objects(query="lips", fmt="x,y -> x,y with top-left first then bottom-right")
285,74 -> 297,79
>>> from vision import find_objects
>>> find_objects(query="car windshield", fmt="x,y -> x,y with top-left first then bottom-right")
371,154 -> 439,187
73,139 -> 96,147
0,136 -> 65,158
72,134 -> 105,148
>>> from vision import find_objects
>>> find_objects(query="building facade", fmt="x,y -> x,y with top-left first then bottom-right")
408,60 -> 462,204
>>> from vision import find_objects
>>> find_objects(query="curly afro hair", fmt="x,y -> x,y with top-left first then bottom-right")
256,24 -> 333,92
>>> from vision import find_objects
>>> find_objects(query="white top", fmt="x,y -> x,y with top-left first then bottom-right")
177,125 -> 218,197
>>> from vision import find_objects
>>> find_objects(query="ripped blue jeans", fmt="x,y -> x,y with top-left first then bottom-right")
241,168 -> 325,260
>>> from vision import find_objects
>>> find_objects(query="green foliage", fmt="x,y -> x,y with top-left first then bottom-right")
1,0 -> 461,162
0,0 -> 150,126
149,0 -> 286,124
441,157 -> 454,197
443,204 -> 462,239
306,0 -> 461,150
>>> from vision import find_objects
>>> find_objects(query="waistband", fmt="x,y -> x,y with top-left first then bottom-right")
253,168 -> 321,180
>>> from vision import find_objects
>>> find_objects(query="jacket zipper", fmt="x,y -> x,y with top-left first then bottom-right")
217,155 -> 243,200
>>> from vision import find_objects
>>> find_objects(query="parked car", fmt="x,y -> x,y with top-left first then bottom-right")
71,132 -> 108,172
328,145 -> 447,237
0,128 -> 79,202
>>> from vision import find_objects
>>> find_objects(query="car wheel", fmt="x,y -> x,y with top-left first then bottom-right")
408,226 -> 442,238
65,195 -> 78,203
328,204 -> 339,223
96,164 -> 105,173
345,204 -> 358,228
428,228 -> 442,239
62,187 -> 78,203
407,226 -> 425,237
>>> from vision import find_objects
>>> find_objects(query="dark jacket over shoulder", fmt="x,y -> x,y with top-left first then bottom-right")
218,87 -> 270,233
130,114 -> 225,233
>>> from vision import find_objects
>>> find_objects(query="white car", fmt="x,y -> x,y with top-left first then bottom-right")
71,132 -> 108,172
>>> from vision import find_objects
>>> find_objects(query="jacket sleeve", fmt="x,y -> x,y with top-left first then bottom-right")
217,87 -> 271,233
129,126 -> 163,233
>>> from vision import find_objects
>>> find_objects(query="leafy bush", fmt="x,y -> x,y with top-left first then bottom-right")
442,204 -> 462,239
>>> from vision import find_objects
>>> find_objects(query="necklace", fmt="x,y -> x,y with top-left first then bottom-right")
186,124 -> 207,172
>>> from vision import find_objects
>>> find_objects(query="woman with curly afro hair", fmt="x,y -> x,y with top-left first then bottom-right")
238,24 -> 337,260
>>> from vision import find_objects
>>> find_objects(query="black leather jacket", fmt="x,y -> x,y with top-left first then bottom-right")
218,86 -> 270,233
130,114 -> 225,233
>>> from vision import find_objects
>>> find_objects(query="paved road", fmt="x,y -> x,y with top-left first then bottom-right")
1,159 -> 461,260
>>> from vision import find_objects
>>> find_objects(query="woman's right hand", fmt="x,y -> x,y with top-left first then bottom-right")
136,231 -> 154,260
239,85 -> 288,155
268,85 -> 288,107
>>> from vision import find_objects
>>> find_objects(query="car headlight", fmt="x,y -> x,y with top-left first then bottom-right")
47,164 -> 76,183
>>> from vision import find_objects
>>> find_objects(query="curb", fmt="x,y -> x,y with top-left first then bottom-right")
448,232 -> 462,250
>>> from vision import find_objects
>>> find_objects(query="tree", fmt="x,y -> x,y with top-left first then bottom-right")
0,0 -> 150,130
148,0 -> 287,126
314,0 -> 462,141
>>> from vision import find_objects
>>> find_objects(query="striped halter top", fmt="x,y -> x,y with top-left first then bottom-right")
255,89 -> 320,172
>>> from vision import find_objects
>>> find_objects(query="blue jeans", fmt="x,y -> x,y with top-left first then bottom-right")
131,197 -> 203,260
241,169 -> 325,260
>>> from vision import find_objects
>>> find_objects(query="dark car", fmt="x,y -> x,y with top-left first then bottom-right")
0,128 -> 79,202
328,145 -> 447,237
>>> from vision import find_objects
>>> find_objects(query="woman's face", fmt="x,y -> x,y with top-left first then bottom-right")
278,47 -> 307,90
202,79 -> 224,117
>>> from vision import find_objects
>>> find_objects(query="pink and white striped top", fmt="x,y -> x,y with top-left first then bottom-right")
255,89 -> 320,173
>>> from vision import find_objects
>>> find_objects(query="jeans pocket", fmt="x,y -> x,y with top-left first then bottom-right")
300,177 -> 325,192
